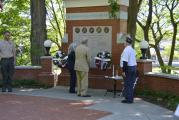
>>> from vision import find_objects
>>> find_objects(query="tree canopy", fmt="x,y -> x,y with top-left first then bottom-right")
0,0 -> 178,74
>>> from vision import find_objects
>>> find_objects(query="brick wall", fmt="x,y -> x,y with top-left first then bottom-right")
1,57 -> 178,96
137,73 -> 179,96
0,56 -> 55,87
136,60 -> 179,96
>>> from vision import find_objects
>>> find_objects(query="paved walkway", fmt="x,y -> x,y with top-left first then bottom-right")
1,86 -> 178,120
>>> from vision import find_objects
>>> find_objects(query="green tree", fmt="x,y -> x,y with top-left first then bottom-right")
0,0 -> 31,65
137,0 -> 179,73
108,0 -> 119,19
137,0 -> 153,57
0,0 -> 65,65
46,0 -> 65,52
165,0 -> 179,73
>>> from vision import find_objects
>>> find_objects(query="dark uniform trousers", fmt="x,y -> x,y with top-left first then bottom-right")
124,66 -> 136,102
1,57 -> 14,92
69,68 -> 76,93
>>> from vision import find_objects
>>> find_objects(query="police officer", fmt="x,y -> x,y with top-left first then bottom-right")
120,35 -> 137,103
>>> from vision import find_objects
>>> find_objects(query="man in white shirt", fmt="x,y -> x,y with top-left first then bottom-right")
120,35 -> 137,103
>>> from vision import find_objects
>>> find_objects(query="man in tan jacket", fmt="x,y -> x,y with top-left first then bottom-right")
75,38 -> 91,97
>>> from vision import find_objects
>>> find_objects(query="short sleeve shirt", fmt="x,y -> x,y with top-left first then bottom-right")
120,46 -> 137,67
0,40 -> 15,59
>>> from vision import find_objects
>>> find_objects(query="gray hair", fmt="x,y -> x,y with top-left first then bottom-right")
81,38 -> 88,45
68,42 -> 77,54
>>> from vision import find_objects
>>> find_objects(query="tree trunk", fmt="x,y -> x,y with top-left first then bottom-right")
137,0 -> 152,58
166,0 -> 178,73
127,0 -> 143,44
30,0 -> 47,65
168,24 -> 177,73
154,46 -> 166,73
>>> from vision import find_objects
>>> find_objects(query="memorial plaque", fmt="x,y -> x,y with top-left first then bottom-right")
73,26 -> 112,67
117,33 -> 127,44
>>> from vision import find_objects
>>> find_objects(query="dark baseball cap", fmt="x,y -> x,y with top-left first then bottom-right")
126,35 -> 133,44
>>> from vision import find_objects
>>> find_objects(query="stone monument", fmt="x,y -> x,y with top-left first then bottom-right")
60,0 -> 129,89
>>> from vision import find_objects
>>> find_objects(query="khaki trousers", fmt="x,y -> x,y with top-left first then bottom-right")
76,71 -> 88,96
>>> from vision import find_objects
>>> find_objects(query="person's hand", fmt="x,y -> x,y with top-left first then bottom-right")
14,57 -> 16,66
122,72 -> 126,78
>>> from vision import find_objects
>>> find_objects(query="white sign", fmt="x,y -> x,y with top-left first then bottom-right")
117,33 -> 127,44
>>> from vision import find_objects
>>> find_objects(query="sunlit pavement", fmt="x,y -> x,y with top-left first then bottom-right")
1,86 -> 178,120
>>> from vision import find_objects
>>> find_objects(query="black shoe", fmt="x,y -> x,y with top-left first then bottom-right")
69,91 -> 76,94
121,100 -> 133,104
8,88 -> 12,92
77,94 -> 81,96
2,90 -> 6,92
8,90 -> 12,92
2,87 -> 6,92
81,95 -> 91,97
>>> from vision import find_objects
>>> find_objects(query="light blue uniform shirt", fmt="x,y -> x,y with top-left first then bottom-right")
120,45 -> 137,68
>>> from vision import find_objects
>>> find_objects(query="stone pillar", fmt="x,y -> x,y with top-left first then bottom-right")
38,56 -> 54,87
137,59 -> 153,75
40,56 -> 53,73
136,59 -> 153,90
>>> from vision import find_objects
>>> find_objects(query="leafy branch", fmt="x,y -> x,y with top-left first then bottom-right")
108,0 -> 119,19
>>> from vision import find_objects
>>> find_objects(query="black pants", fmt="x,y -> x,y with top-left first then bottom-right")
68,69 -> 76,93
124,66 -> 136,102
1,57 -> 14,92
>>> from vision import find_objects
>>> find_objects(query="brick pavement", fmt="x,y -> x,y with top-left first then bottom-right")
0,94 -> 110,120
0,86 -> 177,120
